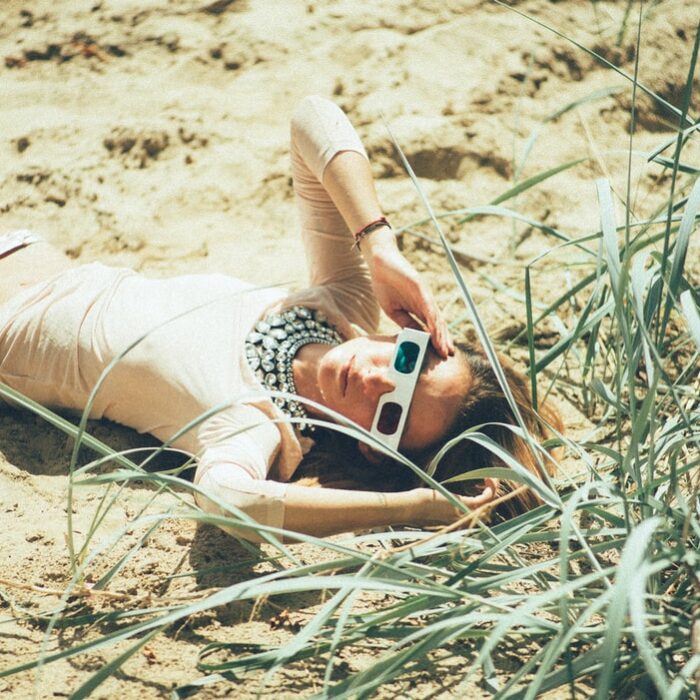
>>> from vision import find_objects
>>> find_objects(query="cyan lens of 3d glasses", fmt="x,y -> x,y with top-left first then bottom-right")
393,341 -> 420,374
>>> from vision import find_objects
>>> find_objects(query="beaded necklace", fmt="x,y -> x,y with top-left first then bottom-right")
244,306 -> 342,433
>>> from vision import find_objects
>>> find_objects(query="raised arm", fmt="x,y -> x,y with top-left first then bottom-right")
290,96 -> 379,333
290,96 -> 453,357
322,152 -> 454,357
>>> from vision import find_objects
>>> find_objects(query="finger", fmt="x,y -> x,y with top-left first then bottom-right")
419,292 -> 450,359
459,480 -> 498,508
389,309 -> 422,330
458,491 -> 493,509
433,308 -> 455,357
433,316 -> 451,359
439,316 -> 455,356
426,297 -> 455,358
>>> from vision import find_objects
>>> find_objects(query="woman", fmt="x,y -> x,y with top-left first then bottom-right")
0,97 -> 557,542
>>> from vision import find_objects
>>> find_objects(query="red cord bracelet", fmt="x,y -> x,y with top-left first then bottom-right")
353,216 -> 391,250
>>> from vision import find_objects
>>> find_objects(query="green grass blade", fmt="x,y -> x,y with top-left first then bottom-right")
494,0 -> 695,126
596,179 -> 622,300
660,176 -> 700,338
382,117 -> 548,478
628,561 -> 673,697
595,517 -> 662,699
517,86 -> 625,177
680,291 -> 700,349
69,628 -> 161,700
0,381 -> 140,471
458,158 -> 587,224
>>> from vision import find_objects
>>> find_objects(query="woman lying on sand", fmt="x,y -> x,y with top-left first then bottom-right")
0,96 -> 558,542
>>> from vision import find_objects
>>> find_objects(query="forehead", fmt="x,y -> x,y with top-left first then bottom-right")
401,350 -> 469,451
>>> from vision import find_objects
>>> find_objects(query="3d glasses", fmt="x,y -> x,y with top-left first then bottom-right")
369,328 -> 430,450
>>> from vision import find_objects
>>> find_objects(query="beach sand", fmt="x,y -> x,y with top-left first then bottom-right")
1,0 -> 698,697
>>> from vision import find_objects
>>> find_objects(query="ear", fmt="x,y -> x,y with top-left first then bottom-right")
358,440 -> 385,465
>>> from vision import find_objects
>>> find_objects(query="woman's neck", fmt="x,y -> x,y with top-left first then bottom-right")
292,342 -> 331,415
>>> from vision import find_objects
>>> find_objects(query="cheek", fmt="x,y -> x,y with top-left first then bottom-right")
317,342 -> 353,404
316,353 -> 336,403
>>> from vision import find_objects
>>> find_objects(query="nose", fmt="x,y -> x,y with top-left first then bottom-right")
359,366 -> 395,399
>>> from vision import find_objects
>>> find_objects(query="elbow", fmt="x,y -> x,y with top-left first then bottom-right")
290,95 -> 326,138
193,465 -> 287,544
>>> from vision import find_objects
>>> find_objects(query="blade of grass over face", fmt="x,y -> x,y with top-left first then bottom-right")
382,116 -> 556,499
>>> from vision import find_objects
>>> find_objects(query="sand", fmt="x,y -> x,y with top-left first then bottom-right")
1,0 -> 698,697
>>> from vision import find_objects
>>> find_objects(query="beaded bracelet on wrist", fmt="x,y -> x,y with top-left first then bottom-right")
353,216 -> 391,250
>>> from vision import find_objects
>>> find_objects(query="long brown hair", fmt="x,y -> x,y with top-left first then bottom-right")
416,342 -> 562,516
293,341 -> 562,518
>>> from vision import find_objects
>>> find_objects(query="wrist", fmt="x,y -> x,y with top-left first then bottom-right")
362,226 -> 398,265
355,216 -> 395,250
414,488 -> 457,527
386,488 -> 425,526
405,487 -> 434,526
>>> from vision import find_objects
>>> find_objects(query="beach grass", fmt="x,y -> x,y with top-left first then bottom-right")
0,3 -> 699,698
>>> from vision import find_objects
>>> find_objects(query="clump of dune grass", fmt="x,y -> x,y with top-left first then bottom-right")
1,5 -> 699,699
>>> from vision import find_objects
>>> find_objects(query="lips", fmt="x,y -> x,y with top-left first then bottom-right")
341,354 -> 354,398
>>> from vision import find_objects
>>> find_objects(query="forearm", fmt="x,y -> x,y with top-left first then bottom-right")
196,460 -> 424,540
282,483 -> 424,538
321,151 -> 398,263
196,463 -> 473,542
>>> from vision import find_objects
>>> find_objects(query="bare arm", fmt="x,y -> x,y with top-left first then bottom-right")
290,95 -> 453,357
282,481 -> 495,539
195,459 -> 495,542
322,150 -> 454,358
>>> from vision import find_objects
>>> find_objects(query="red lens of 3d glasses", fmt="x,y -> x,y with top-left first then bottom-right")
375,401 -> 403,435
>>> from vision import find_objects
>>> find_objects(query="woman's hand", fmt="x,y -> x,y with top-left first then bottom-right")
412,481 -> 498,527
364,228 -> 454,359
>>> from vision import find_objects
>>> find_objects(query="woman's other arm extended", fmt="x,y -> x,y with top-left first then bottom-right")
196,462 -> 494,542
282,481 -> 494,538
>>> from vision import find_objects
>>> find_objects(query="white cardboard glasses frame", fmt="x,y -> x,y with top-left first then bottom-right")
369,328 -> 430,450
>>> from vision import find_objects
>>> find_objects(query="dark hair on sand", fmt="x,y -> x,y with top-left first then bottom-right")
293,341 -> 562,519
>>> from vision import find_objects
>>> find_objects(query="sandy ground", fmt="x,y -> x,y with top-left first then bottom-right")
1,0 -> 699,697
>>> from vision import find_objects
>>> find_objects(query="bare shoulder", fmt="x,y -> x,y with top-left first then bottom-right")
0,241 -> 77,307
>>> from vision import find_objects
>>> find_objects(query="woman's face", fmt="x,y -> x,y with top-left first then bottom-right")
316,334 -> 469,451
